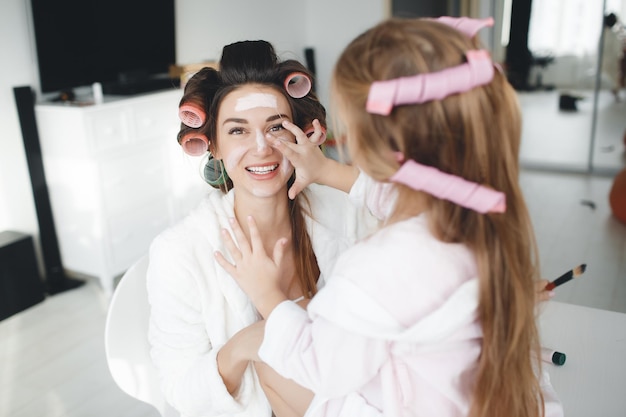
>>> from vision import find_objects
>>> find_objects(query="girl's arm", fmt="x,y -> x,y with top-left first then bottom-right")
255,362 -> 314,417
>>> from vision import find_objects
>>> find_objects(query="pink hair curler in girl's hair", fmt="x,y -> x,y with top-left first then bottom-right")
390,159 -> 506,214
179,102 -> 206,128
367,50 -> 494,115
179,132 -> 209,156
431,16 -> 495,38
284,72 -> 312,98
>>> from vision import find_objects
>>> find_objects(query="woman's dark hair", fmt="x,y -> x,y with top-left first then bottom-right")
178,40 -> 325,297
178,40 -> 326,190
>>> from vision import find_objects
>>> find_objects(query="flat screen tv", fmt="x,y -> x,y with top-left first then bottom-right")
30,0 -> 177,96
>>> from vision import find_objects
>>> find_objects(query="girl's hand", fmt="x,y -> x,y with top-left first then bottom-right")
270,119 -> 329,199
215,215 -> 289,318
535,279 -> 555,303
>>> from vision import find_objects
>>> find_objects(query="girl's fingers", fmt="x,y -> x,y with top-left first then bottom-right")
229,217 -> 251,254
220,228 -> 241,259
214,250 -> 236,275
288,183 -> 305,200
272,237 -> 288,267
270,137 -> 299,161
307,119 -> 326,146
281,120 -> 307,145
246,216 -> 265,255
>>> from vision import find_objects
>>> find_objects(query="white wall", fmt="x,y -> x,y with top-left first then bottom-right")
0,0 -> 387,274
175,0 -> 387,111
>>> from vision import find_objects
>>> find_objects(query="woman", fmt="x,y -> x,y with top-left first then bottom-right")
146,40 -> 374,417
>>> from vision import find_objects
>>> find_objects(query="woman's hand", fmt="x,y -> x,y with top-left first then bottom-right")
215,215 -> 289,318
270,119 -> 330,199
217,320 -> 266,394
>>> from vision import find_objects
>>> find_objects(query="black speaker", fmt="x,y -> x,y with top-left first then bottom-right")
12,86 -> 84,295
0,231 -> 46,320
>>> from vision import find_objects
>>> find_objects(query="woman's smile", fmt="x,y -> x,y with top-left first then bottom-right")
245,162 -> 280,176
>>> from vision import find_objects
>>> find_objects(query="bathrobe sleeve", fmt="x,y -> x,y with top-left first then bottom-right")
348,172 -> 397,221
259,300 -> 389,398
147,233 -> 257,417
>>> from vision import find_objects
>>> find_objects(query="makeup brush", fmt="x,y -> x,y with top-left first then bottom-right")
545,264 -> 587,291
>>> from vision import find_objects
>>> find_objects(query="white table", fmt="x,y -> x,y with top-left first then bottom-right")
538,301 -> 626,417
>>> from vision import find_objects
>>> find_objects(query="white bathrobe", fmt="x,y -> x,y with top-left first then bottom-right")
260,213 -> 565,417
146,177 -> 375,417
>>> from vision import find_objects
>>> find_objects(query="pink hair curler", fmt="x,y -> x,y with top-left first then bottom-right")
179,132 -> 209,156
431,16 -> 495,38
366,49 -> 494,115
389,159 -> 506,214
179,102 -> 206,128
304,125 -> 327,145
284,72 -> 312,98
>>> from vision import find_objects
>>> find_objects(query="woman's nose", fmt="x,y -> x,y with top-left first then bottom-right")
254,130 -> 272,154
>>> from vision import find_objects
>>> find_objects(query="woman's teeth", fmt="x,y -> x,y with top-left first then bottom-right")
246,164 -> 278,174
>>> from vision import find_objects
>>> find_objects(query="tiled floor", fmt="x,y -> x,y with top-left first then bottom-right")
520,169 -> 625,313
0,281 -> 159,417
518,89 -> 625,174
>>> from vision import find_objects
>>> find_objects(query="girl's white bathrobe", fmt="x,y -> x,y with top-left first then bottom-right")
146,178 -> 375,417
259,213 -> 565,417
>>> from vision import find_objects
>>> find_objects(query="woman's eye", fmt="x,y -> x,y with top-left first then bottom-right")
228,127 -> 244,135
268,124 -> 284,133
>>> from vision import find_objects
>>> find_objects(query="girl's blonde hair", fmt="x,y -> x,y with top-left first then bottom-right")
332,18 -> 543,417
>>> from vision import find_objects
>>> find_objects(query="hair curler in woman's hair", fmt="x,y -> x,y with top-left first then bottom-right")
179,131 -> 209,156
203,155 -> 230,186
179,101 -> 206,128
284,72 -> 312,98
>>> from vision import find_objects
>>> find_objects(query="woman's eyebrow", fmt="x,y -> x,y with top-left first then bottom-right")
223,117 -> 247,125
267,114 -> 291,122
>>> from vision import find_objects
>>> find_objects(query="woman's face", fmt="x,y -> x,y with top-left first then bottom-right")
214,84 -> 295,198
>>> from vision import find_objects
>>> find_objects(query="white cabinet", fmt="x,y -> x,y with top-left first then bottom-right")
35,90 -> 206,295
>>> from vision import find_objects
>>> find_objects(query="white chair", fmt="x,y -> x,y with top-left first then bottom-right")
104,255 -> 178,416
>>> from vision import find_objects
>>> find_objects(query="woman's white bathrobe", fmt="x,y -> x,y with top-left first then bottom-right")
259,213 -> 565,417
146,177 -> 375,417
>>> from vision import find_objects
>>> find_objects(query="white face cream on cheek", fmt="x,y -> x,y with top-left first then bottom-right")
223,146 -> 247,173
235,93 -> 278,112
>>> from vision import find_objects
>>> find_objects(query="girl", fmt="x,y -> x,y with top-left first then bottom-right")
217,17 -> 564,417
147,40 -> 375,417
